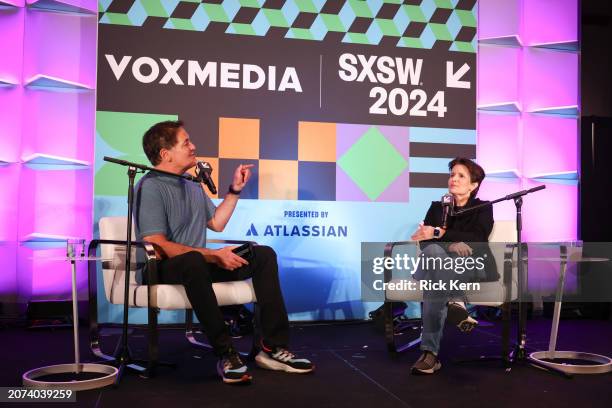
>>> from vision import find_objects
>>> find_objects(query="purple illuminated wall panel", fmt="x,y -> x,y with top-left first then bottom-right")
0,86 -> 22,162
0,5 -> 24,84
17,168 -> 93,242
522,114 -> 578,177
23,10 -> 97,88
477,113 -> 520,174
522,0 -> 578,46
27,0 -> 97,14
19,244 -> 88,299
521,179 -> 578,241
477,45 -> 521,107
21,89 -> 95,161
0,164 -> 20,241
478,0 -> 521,41
522,48 -> 579,112
17,245 -> 61,299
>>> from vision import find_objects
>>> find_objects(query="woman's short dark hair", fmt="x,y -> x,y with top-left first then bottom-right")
448,157 -> 485,198
142,120 -> 184,165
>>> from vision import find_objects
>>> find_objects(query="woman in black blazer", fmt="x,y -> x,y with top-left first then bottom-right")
409,157 -> 495,375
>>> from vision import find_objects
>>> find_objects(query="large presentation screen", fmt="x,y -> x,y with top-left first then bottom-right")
95,0 -> 477,322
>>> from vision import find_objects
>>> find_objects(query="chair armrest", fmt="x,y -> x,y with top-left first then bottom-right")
88,238 -> 155,265
87,239 -> 158,287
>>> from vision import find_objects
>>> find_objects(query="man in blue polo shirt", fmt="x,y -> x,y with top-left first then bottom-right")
135,120 -> 314,384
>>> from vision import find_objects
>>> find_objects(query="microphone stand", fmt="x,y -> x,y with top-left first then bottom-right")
101,157 -> 202,386
453,185 -> 571,378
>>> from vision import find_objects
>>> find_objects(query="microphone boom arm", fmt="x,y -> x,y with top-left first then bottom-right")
103,156 -> 201,183
453,185 -> 546,216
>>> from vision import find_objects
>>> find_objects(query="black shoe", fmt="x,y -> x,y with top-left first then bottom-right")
255,344 -> 314,374
447,302 -> 478,332
411,351 -> 441,375
217,349 -> 252,384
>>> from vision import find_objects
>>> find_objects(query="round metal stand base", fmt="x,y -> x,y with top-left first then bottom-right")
529,351 -> 612,374
23,363 -> 118,391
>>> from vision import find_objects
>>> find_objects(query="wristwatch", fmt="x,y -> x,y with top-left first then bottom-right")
433,227 -> 441,238
228,185 -> 242,195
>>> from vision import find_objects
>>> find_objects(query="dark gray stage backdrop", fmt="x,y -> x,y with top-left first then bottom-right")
94,0 -> 477,323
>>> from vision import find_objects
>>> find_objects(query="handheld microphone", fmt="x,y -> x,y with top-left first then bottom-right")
441,193 -> 454,229
196,161 -> 217,194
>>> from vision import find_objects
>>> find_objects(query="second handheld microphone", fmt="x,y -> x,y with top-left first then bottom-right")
441,193 -> 454,229
196,161 -> 217,194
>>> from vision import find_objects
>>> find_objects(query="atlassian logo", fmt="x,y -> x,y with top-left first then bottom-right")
246,223 -> 348,238
247,224 -> 258,236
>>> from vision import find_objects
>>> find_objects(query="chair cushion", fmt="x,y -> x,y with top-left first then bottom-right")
108,279 -> 257,309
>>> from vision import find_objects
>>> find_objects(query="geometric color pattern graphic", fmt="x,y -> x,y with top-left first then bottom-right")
337,124 -> 409,202
215,117 -> 476,202
95,111 -> 476,202
98,0 -> 477,52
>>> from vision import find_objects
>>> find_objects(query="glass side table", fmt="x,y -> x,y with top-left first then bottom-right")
527,247 -> 612,374
22,239 -> 118,390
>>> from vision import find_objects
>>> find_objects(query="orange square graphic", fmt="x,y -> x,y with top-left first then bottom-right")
187,156 -> 219,199
298,121 -> 336,162
219,117 -> 259,159
258,160 -> 298,200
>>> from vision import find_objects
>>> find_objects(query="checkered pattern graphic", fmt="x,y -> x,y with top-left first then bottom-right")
213,117 -> 412,201
95,111 -> 476,202
98,0 -> 477,52
217,117 -> 479,202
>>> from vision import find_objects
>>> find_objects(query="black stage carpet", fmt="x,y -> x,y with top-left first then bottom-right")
2,317 -> 611,407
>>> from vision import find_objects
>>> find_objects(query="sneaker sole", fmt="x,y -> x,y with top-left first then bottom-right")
219,373 -> 252,384
447,304 -> 478,333
222,375 -> 252,384
255,355 -> 314,374
411,362 -> 442,375
216,365 -> 252,384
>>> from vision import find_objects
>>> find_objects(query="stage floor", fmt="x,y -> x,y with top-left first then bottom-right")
2,316 -> 611,407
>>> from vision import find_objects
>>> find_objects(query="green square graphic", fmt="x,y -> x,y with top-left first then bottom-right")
338,127 -> 408,201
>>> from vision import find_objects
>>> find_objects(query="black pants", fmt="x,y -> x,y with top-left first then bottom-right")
153,246 -> 289,356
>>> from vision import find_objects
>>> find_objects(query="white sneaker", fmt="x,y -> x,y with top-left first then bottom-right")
255,347 -> 314,374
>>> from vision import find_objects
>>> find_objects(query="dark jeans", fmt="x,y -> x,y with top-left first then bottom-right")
152,245 -> 289,356
417,244 -> 468,354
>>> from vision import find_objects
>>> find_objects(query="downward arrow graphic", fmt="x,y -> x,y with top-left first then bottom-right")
446,61 -> 471,89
